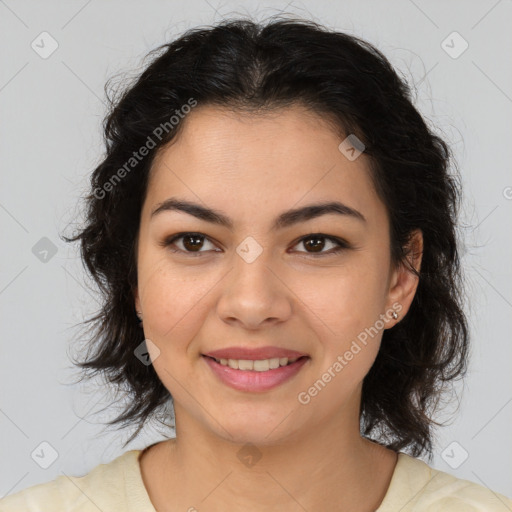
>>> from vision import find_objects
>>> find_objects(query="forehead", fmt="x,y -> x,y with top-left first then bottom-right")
144,104 -> 385,228
151,103 -> 345,174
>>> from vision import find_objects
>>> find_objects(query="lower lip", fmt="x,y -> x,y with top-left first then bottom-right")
202,355 -> 309,392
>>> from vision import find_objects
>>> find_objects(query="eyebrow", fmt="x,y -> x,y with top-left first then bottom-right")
150,197 -> 366,230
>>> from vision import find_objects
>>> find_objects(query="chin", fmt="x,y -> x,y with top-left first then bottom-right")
210,415 -> 301,448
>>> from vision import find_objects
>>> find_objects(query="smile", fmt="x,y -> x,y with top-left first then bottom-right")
202,355 -> 309,392
206,355 -> 301,371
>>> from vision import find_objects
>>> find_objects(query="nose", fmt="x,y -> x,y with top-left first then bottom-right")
215,248 -> 293,330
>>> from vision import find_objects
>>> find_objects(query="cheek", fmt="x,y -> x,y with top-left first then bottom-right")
295,270 -> 385,410
291,260 -> 387,389
292,262 -> 387,339
137,257 -> 218,355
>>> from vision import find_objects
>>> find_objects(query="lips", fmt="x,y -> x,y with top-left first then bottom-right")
202,346 -> 308,360
203,353 -> 310,392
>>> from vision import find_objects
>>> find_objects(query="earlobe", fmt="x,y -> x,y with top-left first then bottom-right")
386,229 -> 423,326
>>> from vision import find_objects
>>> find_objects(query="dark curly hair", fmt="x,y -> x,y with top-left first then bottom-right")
62,15 -> 469,458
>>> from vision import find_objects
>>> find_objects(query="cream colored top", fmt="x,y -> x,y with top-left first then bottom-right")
1,449 -> 511,511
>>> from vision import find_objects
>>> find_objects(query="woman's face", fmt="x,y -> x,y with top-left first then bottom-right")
135,104 -> 421,446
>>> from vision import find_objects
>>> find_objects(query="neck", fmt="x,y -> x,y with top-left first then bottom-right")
143,405 -> 398,511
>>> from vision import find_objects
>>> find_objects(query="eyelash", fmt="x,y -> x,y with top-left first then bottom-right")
160,232 -> 350,259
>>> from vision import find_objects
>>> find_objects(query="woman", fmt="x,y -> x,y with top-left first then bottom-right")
2,16 -> 510,511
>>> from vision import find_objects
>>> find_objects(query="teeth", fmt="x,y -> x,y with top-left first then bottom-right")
215,357 -> 300,371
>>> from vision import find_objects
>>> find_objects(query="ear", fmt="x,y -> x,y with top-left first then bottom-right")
385,229 -> 423,327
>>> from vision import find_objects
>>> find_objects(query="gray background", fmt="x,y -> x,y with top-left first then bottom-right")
1,0 -> 511,500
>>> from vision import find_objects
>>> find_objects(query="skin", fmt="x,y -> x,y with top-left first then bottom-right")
134,104 -> 423,512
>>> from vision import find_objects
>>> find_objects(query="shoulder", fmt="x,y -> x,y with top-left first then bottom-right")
0,449 -> 152,512
378,452 -> 512,512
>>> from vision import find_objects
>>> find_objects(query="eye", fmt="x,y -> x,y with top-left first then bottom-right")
291,233 -> 349,257
161,232 -> 349,258
161,232 -> 220,256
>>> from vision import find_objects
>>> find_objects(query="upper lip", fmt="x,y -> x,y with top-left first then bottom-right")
203,346 -> 308,360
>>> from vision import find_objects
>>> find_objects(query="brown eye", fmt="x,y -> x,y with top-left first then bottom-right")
181,234 -> 206,252
292,234 -> 349,257
162,232 -> 219,255
302,236 -> 327,252
161,232 -> 349,258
